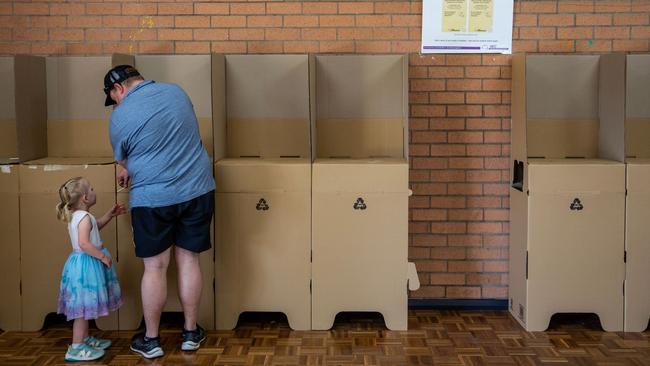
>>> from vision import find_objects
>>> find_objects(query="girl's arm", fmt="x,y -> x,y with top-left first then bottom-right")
97,203 -> 127,230
77,215 -> 111,267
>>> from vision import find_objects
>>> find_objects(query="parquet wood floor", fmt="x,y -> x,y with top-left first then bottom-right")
1,311 -> 649,365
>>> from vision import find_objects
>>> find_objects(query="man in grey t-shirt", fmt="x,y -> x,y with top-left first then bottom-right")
104,65 -> 215,359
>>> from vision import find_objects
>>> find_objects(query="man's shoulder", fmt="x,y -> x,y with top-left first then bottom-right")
149,81 -> 183,93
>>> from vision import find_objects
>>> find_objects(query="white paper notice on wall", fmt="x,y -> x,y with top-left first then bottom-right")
421,0 -> 513,54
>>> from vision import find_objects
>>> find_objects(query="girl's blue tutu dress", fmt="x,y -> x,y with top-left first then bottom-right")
57,210 -> 122,320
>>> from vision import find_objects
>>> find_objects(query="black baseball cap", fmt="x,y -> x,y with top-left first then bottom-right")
103,65 -> 141,106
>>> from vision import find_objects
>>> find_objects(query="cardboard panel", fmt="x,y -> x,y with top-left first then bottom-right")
112,54 -> 135,68
215,191 -> 311,330
46,57 -> 112,158
316,55 -> 406,119
0,57 -> 15,120
625,162 -> 650,331
47,119 -> 112,158
528,160 -> 624,194
215,159 -> 310,193
316,119 -> 405,159
226,55 -> 310,119
526,55 -> 599,120
116,190 -> 215,330
598,54 -> 625,162
626,118 -> 650,158
115,191 -> 142,330
526,119 -> 599,159
508,187 -> 527,328
19,162 -> 117,331
527,188 -> 625,331
0,57 -> 17,161
0,58 -> 18,161
510,56 -> 529,327
312,190 -> 408,330
227,119 -> 310,158
198,117 -> 213,157
312,159 -> 408,193
309,55 -> 317,162
211,54 -> 226,161
15,55 -> 47,163
626,55 -> 650,118
46,57 -> 112,121
315,55 -> 408,159
626,55 -> 650,159
626,159 -> 650,192
0,165 -> 21,330
0,122 -> 17,161
511,55 -> 526,162
134,55 -> 213,157
20,158 -> 115,192
223,55 -> 311,159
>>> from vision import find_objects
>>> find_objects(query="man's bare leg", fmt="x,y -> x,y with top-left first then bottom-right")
142,247 -> 171,338
175,246 -> 202,331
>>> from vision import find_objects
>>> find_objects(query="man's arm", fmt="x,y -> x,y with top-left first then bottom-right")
116,160 -> 129,188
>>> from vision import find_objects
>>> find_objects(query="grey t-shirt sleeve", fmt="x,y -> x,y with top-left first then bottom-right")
109,114 -> 127,162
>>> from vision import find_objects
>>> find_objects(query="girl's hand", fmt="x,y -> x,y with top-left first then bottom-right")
109,203 -> 127,218
100,254 -> 112,267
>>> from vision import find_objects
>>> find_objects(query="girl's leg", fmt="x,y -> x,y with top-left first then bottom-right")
72,318 -> 88,344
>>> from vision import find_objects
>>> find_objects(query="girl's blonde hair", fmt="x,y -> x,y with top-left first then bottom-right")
56,177 -> 87,223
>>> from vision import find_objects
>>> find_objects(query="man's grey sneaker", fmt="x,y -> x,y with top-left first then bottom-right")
130,333 -> 164,359
181,325 -> 206,351
64,343 -> 105,362
84,335 -> 112,350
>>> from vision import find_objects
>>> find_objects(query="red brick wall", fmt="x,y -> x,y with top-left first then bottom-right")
3,0 -> 650,299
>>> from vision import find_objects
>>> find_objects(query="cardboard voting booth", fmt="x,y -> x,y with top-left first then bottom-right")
213,54 -> 312,330
509,54 -> 626,332
311,55 -> 417,331
0,55 -> 46,331
19,56 -> 119,331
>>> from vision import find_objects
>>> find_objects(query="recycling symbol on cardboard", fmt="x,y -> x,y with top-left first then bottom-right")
569,198 -> 583,211
353,197 -> 367,210
256,198 -> 269,211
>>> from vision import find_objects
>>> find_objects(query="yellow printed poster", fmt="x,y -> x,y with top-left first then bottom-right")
469,0 -> 493,32
421,0 -> 512,53
442,0 -> 467,32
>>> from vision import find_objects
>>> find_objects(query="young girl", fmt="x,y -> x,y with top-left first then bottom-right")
56,177 -> 125,362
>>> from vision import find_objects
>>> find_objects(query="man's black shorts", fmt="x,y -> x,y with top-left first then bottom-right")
131,190 -> 214,258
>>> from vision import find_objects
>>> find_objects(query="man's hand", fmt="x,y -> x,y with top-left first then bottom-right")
117,168 -> 130,188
